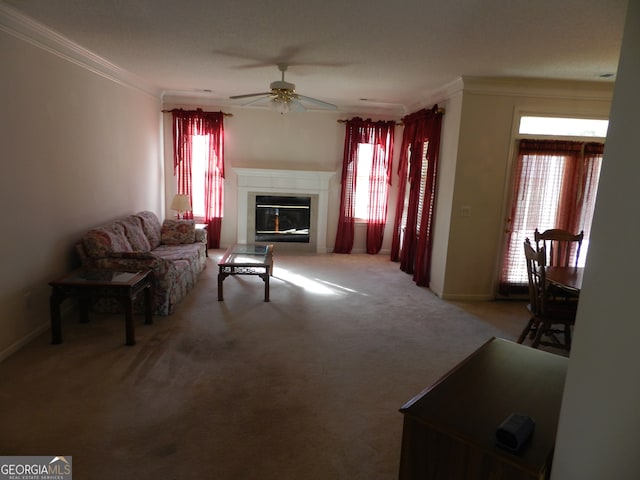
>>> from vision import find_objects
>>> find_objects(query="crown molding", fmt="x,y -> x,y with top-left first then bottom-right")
460,76 -> 614,101
405,77 -> 464,114
405,75 -> 614,115
0,3 -> 161,98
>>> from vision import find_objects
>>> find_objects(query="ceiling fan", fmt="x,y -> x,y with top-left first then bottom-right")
229,63 -> 337,114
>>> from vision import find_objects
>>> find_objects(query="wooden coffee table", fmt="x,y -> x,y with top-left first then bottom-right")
218,244 -> 274,302
49,269 -> 153,345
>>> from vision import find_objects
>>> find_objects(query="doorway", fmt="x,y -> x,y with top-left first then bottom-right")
498,116 -> 606,295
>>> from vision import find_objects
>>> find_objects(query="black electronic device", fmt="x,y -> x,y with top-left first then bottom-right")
496,413 -> 535,453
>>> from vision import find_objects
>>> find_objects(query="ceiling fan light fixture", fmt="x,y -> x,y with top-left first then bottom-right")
269,98 -> 291,115
268,88 -> 304,114
230,63 -> 336,113
270,80 -> 296,91
272,88 -> 297,102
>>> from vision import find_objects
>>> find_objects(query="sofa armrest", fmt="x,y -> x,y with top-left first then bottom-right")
75,242 -> 89,264
195,227 -> 207,244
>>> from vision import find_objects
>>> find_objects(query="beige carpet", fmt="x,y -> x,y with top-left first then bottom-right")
0,252 -> 528,479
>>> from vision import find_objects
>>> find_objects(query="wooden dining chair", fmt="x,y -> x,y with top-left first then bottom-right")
517,239 -> 577,351
534,228 -> 584,300
534,228 -> 584,268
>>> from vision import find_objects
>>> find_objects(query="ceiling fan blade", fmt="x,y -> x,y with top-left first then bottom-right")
242,95 -> 273,107
229,92 -> 272,99
288,98 -> 307,113
297,94 -> 337,110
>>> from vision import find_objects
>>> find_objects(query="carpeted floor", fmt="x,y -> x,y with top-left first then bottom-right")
0,252 -> 530,479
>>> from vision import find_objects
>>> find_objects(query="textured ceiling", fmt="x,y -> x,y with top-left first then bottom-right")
1,0 -> 628,115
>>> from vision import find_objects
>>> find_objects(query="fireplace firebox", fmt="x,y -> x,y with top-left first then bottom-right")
255,195 -> 311,243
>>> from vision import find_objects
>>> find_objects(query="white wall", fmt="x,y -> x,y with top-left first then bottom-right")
434,78 -> 613,300
552,2 -> 640,478
0,27 -> 162,359
162,98 -> 404,253
217,107 -> 345,250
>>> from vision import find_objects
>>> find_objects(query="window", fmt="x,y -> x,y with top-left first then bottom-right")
499,140 -> 604,293
353,143 -> 389,221
400,142 -> 429,243
354,143 -> 373,219
190,135 -> 207,219
334,117 -> 395,254
519,116 -> 609,137
390,106 -> 443,286
415,142 -> 430,234
171,108 -> 225,248
498,115 -> 607,293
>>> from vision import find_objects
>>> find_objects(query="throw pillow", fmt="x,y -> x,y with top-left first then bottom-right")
161,220 -> 196,245
119,216 -> 151,252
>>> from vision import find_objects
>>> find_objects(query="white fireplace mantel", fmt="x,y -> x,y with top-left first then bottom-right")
234,168 -> 335,253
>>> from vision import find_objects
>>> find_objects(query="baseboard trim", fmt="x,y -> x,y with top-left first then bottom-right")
0,299 -> 76,363
0,322 -> 50,363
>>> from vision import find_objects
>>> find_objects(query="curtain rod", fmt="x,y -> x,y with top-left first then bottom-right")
337,107 -> 445,124
337,119 -> 403,125
162,108 -> 233,117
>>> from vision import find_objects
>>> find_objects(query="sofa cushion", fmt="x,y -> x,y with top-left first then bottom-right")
119,216 -> 151,252
161,220 -> 196,245
83,223 -> 133,258
136,211 -> 162,249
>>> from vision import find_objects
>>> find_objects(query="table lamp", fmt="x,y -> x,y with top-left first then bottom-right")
171,194 -> 191,219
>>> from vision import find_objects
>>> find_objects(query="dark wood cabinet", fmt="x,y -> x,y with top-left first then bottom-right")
399,338 -> 568,480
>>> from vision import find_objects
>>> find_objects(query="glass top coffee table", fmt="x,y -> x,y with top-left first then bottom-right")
218,244 -> 274,302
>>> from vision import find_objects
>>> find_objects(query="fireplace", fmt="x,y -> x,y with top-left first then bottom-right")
255,195 -> 311,243
235,168 -> 335,253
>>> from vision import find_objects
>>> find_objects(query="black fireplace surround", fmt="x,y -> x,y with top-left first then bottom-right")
255,195 -> 311,243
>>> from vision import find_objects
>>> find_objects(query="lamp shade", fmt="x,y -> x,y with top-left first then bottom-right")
171,194 -> 191,213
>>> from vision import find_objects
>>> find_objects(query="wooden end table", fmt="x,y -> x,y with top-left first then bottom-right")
218,244 -> 274,302
49,269 -> 153,346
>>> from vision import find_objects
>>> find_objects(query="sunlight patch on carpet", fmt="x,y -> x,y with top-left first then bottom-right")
275,268 -> 339,295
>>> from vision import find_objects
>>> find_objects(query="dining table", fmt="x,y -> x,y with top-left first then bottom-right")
545,266 -> 584,292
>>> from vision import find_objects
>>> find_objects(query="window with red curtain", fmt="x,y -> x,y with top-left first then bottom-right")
171,108 -> 225,248
391,106 -> 443,287
334,118 -> 395,254
498,140 -> 603,294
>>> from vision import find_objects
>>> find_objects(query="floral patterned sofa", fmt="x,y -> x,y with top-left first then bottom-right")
76,211 -> 207,315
